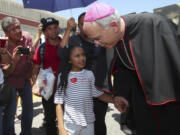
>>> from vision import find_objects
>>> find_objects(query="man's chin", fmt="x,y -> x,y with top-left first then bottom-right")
104,44 -> 116,49
51,36 -> 59,40
14,37 -> 21,42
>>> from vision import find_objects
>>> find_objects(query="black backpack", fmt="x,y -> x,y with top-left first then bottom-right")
39,42 -> 45,67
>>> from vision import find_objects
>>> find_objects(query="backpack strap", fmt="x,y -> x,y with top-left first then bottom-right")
39,42 -> 45,68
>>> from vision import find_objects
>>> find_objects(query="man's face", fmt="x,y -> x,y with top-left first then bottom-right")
6,22 -> 22,42
44,24 -> 60,40
78,15 -> 86,36
83,22 -> 120,49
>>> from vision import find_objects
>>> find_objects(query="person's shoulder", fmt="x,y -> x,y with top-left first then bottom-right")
139,12 -> 162,20
124,12 -> 158,22
138,12 -> 167,22
125,12 -> 167,27
84,69 -> 92,73
141,13 -> 169,27
69,34 -> 81,45
84,69 -> 94,77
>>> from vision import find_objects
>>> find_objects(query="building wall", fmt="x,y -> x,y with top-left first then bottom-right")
0,0 -> 68,39
154,3 -> 180,25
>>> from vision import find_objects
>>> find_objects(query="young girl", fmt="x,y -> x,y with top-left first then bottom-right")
54,44 -> 113,135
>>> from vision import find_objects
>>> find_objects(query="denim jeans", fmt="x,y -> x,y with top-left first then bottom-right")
3,80 -> 33,135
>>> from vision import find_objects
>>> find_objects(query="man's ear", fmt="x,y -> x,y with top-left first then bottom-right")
110,21 -> 119,33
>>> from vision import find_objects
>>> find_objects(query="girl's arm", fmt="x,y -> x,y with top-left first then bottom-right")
90,71 -> 114,103
2,46 -> 21,77
33,24 -> 42,49
56,104 -> 68,135
98,94 -> 114,103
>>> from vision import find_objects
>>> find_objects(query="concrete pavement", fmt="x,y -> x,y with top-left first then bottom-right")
15,96 -> 126,135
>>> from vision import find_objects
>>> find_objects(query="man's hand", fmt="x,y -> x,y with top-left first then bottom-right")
12,45 -> 23,64
114,96 -> 129,113
0,39 -> 12,64
32,84 -> 43,97
0,48 -> 12,64
2,45 -> 23,77
67,17 -> 77,31
60,18 -> 77,48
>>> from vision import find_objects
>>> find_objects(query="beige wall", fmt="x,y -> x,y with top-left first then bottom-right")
154,3 -> 180,25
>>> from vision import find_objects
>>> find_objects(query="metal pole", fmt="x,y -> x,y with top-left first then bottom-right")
69,0 -> 73,17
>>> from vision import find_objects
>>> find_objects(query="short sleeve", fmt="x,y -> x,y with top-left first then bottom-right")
54,73 -> 65,104
89,71 -> 104,97
33,46 -> 41,65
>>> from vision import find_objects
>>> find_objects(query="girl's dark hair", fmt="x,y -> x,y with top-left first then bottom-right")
59,43 -> 91,94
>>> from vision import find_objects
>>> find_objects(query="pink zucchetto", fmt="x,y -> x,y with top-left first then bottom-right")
84,1 -> 115,22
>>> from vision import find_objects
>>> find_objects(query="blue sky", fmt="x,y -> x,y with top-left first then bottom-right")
14,0 -> 180,21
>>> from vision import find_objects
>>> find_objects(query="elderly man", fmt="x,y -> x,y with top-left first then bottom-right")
83,2 -> 180,135
1,17 -> 34,135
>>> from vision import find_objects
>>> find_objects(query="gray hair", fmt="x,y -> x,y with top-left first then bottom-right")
1,17 -> 20,32
94,10 -> 120,29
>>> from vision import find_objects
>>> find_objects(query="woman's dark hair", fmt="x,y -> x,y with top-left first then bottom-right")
59,43 -> 91,94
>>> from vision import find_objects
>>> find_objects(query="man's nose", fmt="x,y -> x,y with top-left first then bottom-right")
80,55 -> 85,61
15,28 -> 21,33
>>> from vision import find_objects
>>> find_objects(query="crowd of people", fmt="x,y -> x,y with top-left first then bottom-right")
0,1 -> 180,135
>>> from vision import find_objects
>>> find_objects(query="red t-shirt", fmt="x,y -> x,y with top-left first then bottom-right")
33,40 -> 61,77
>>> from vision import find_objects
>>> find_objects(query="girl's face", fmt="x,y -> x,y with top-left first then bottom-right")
70,47 -> 86,71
